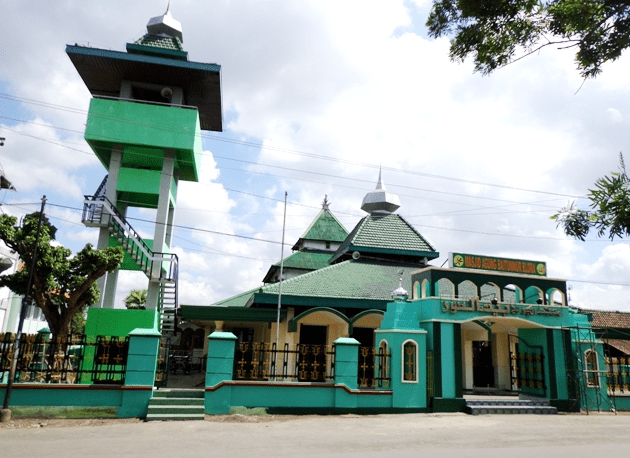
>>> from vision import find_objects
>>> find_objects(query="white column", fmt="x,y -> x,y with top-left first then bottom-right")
146,150 -> 175,311
96,148 -> 123,309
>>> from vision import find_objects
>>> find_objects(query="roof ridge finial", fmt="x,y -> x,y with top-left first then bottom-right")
322,195 -> 330,211
166,0 -> 172,15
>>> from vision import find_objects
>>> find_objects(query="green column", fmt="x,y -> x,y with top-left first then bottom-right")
430,322 -> 465,412
205,331 -> 237,414
375,329 -> 427,409
118,328 -> 160,418
333,337 -> 360,409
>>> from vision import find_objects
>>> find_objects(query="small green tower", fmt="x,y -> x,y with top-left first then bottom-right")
67,4 -> 222,333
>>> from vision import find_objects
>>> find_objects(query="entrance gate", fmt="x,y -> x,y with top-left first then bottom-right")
508,334 -> 545,396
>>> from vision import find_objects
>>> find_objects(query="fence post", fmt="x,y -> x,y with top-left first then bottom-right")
333,337 -> 360,409
205,331 -> 237,414
118,328 -> 160,418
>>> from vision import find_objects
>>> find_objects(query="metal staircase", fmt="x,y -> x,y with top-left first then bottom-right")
83,177 -> 178,334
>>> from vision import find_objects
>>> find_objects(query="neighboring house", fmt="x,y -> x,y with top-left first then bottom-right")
0,245 -> 48,334
578,309 -> 630,358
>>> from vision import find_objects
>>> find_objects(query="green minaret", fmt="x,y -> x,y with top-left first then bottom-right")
67,4 -> 222,333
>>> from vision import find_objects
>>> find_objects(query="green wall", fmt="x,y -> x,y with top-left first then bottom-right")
85,98 -> 202,182
85,308 -> 157,337
0,386 -> 123,408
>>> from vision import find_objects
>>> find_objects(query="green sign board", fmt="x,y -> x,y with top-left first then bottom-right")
450,252 -> 547,276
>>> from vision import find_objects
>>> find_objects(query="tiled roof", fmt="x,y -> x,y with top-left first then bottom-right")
334,214 -> 437,258
298,209 -> 348,243
273,251 -> 333,270
211,288 -> 257,308
134,34 -> 184,51
605,339 -> 630,356
580,309 -> 630,328
261,259 -> 412,301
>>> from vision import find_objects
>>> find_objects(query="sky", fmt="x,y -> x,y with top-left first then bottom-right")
1,0 -> 630,312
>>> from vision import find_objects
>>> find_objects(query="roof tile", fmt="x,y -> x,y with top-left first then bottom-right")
298,209 -> 348,243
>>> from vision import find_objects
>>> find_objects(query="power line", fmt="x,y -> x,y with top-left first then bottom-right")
0,94 -> 587,199
5,201 -> 630,289
0,118 -> 577,215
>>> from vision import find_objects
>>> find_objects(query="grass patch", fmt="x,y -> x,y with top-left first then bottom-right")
229,406 -> 268,416
9,406 -> 117,419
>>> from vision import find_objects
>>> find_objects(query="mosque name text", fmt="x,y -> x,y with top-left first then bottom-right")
441,300 -> 562,318
451,252 -> 546,276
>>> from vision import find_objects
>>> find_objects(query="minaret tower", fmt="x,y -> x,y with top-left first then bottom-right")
67,4 -> 222,332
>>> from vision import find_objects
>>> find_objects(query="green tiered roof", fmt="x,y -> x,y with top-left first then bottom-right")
261,260 -> 411,301
296,209 -> 348,245
330,214 -> 438,263
186,259 -> 415,319
272,251 -> 333,271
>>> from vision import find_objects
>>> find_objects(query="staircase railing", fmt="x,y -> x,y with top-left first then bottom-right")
82,194 -> 179,333
82,175 -> 109,225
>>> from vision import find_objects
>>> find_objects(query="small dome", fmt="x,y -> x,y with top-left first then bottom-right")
361,169 -> 400,214
147,1 -> 183,42
392,274 -> 408,302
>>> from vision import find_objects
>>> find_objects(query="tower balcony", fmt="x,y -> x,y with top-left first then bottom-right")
85,97 -> 202,182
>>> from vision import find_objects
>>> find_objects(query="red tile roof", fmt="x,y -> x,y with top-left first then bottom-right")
578,309 -> 630,328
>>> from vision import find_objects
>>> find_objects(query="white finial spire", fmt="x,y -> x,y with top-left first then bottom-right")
360,169 -> 401,215
376,166 -> 385,190
392,270 -> 408,302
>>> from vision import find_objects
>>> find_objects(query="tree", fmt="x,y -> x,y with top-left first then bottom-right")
0,212 -> 124,337
124,289 -> 147,310
426,0 -> 630,78
552,153 -> 630,240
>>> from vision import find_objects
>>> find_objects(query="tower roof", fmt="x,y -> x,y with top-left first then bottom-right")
66,3 -> 222,132
146,1 -> 183,42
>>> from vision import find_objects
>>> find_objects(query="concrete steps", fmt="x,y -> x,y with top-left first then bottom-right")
146,389 -> 205,421
466,398 -> 557,415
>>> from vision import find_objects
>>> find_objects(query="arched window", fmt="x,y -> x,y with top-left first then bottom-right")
402,340 -> 418,383
413,281 -> 421,300
480,282 -> 500,302
585,349 -> 600,387
422,279 -> 430,298
524,286 -> 543,304
457,280 -> 478,299
547,288 -> 566,307
436,278 -> 455,298
502,284 -> 522,303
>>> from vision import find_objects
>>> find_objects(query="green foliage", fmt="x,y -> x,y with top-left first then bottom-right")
0,212 -> 124,336
124,289 -> 147,310
552,153 -> 630,240
71,307 -> 87,334
427,0 -> 630,78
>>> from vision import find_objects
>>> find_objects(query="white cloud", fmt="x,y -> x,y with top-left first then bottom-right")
607,108 -> 623,123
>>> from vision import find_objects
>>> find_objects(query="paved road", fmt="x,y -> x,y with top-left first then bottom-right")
2,412 -> 629,458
